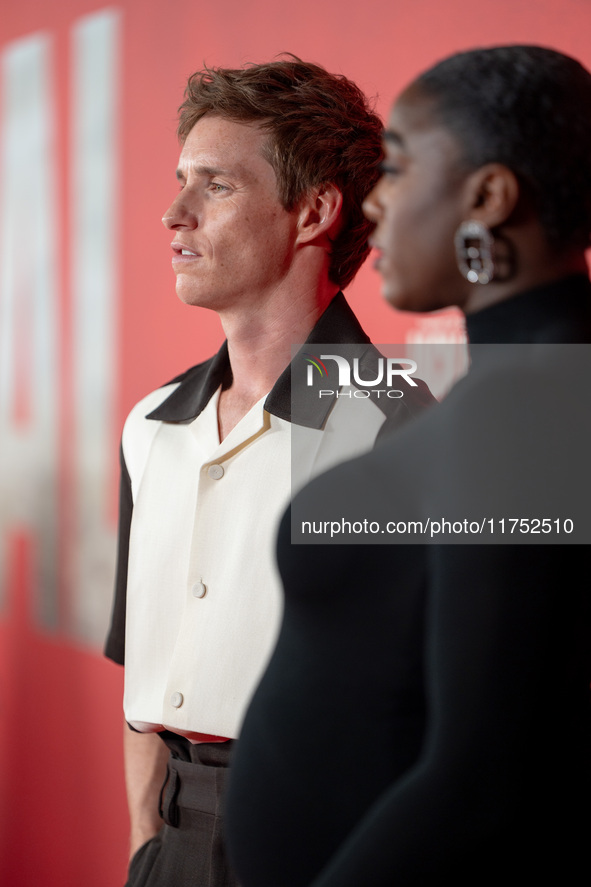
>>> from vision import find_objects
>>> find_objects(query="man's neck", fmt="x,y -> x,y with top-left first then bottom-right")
216,280 -> 338,441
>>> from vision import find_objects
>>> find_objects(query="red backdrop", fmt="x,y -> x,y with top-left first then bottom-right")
1,1 -> 590,884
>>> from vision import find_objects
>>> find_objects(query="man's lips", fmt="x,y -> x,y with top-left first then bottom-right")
171,241 -> 202,259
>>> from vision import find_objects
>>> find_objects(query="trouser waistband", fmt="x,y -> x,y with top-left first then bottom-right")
160,744 -> 233,827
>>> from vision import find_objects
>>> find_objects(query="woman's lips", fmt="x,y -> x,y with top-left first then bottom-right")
369,243 -> 384,270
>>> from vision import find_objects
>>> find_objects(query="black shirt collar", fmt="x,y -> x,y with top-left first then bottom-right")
146,292 -> 371,429
465,274 -> 591,344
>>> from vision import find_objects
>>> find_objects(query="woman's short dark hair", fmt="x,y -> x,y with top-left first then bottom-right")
414,45 -> 591,250
178,56 -> 383,289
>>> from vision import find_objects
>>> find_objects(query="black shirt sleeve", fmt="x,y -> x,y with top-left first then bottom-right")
104,442 -> 132,664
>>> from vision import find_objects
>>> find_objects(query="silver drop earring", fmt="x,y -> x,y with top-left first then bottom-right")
454,219 -> 495,284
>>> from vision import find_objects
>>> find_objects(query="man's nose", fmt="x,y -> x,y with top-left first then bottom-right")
162,193 -> 196,229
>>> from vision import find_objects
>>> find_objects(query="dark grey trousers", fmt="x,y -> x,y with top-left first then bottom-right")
125,742 -> 239,887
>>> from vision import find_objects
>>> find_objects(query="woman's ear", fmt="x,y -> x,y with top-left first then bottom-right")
295,183 -> 343,245
463,163 -> 520,229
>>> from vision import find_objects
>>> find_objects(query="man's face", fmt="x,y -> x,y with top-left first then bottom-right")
163,115 -> 300,313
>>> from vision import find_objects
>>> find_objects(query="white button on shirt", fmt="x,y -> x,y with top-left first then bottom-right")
192,581 -> 207,598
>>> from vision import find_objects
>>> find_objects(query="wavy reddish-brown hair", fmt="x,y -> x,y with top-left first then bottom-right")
177,56 -> 383,289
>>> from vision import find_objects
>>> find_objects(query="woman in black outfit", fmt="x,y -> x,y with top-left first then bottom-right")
225,46 -> 591,886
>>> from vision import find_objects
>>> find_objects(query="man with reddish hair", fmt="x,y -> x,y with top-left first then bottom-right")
105,57 -> 432,887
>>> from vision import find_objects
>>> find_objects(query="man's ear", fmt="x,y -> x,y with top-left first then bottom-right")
463,163 -> 520,229
295,183 -> 343,245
